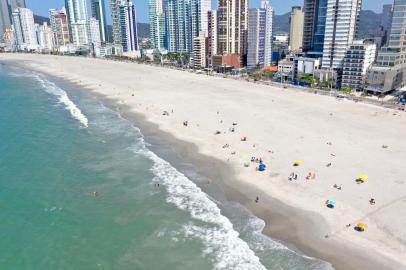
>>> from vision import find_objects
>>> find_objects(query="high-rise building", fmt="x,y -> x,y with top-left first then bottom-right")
321,0 -> 362,69
65,0 -> 89,46
0,0 -> 11,42
164,0 -> 209,54
91,0 -> 108,43
217,0 -> 248,65
207,10 -> 217,67
149,0 -> 166,50
119,0 -> 138,53
193,32 -> 207,68
199,0 -> 211,35
49,8 -> 70,47
342,40 -> 376,90
381,4 -> 393,32
247,8 -> 266,70
88,17 -> 101,48
12,7 -> 38,50
247,0 -> 273,70
289,6 -> 304,52
302,0 -> 328,54
165,0 -> 192,53
11,0 -> 26,10
262,0 -> 273,67
36,22 -> 54,51
110,0 -> 122,46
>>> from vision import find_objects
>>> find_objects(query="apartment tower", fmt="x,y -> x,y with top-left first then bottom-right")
217,0 -> 248,65
321,0 -> 362,69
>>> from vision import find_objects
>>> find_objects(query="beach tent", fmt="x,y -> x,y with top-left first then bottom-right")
355,223 -> 368,232
326,200 -> 336,208
258,163 -> 267,171
293,160 -> 302,166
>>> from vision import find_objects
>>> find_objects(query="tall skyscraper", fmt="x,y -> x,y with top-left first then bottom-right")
110,0 -> 122,46
289,6 -> 304,52
165,0 -> 192,53
247,8 -> 266,70
65,0 -> 89,46
302,0 -> 328,54
199,0 -> 211,34
11,0 -> 26,10
12,7 -> 38,50
321,0 -> 362,69
247,0 -> 273,69
0,0 -> 11,42
217,0 -> 248,64
207,10 -> 217,67
49,8 -> 70,46
262,0 -> 273,67
88,17 -> 102,47
149,0 -> 166,50
381,4 -> 393,31
119,0 -> 138,52
91,0 -> 108,43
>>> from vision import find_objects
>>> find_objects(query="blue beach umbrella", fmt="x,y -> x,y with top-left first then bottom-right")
258,163 -> 267,171
326,200 -> 336,208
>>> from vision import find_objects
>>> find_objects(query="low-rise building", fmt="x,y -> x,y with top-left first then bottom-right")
364,65 -> 405,94
278,59 -> 294,79
212,55 -> 241,70
342,40 -> 377,91
294,57 -> 321,80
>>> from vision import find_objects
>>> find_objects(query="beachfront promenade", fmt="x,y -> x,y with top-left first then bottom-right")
1,53 -> 406,270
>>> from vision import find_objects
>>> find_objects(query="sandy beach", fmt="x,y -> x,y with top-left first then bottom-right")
1,53 -> 406,270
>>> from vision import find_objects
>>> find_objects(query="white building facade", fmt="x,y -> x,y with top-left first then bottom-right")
37,22 -> 54,52
66,0 -> 89,47
342,40 -> 377,90
321,0 -> 362,69
88,17 -> 101,48
119,0 -> 138,53
12,8 -> 38,50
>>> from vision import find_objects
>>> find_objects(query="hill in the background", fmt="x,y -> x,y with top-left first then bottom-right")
273,13 -> 290,34
273,10 -> 382,37
106,23 -> 149,41
358,10 -> 382,38
34,14 -> 49,25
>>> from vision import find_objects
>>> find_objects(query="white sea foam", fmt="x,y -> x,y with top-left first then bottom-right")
139,148 -> 267,270
34,76 -> 89,127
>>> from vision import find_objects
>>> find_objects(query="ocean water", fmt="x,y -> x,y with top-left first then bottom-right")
0,64 -> 334,270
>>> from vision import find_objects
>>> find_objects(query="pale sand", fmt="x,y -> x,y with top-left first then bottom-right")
2,54 -> 406,269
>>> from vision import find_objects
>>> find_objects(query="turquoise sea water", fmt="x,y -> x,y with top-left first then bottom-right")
0,64 -> 334,270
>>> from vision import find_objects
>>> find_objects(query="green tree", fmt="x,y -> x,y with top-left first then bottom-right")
340,87 -> 353,95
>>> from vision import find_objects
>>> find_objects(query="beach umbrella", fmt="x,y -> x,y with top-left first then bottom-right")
358,175 -> 368,181
326,200 -> 336,208
258,163 -> 267,171
293,160 -> 302,166
355,223 -> 368,232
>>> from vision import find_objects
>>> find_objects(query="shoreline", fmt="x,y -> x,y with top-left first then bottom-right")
2,54 -> 406,270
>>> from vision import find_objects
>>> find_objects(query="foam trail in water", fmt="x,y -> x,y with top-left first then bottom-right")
139,148 -> 267,270
34,75 -> 89,127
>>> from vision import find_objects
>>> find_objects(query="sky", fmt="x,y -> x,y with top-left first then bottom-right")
27,0 -> 394,23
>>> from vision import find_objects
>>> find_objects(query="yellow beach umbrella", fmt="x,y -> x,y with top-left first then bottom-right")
356,223 -> 368,231
294,160 -> 302,166
358,175 -> 368,181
